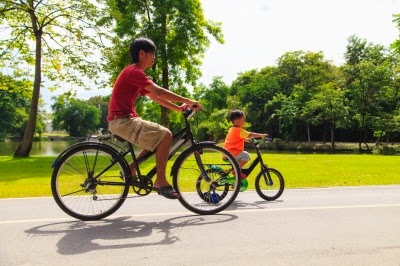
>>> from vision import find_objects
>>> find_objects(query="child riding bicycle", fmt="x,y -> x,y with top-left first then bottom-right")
223,109 -> 269,178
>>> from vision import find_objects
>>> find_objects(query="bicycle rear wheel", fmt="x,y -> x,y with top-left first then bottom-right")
51,143 -> 130,221
255,167 -> 284,201
172,143 -> 241,215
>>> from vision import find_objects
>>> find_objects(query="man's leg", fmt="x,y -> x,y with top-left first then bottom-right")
153,131 -> 173,188
129,149 -> 149,176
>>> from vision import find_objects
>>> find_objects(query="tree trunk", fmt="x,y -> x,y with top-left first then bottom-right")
306,121 -> 311,143
159,13 -> 169,128
323,120 -> 327,144
330,120 -> 335,150
358,114 -> 366,152
14,20 -> 42,157
160,66 -> 169,127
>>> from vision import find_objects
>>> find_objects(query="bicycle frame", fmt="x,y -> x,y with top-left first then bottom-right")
241,140 -> 268,177
115,126 -> 192,179
52,107 -> 212,183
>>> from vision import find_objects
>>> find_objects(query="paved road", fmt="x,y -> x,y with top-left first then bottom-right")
1,186 -> 400,265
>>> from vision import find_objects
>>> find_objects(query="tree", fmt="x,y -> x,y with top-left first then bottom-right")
0,74 -> 31,140
231,67 -> 280,134
306,82 -> 348,148
103,0 -> 224,127
1,0 -> 107,156
87,95 -> 110,134
193,77 -> 230,141
52,94 -> 101,137
276,51 -> 335,142
344,35 -> 394,151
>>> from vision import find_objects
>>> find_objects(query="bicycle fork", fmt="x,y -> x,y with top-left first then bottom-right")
193,150 -> 211,182
262,166 -> 274,186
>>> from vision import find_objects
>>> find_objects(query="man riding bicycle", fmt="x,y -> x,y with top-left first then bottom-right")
107,37 -> 202,199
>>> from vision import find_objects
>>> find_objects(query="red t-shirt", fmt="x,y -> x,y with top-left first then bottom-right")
107,65 -> 153,122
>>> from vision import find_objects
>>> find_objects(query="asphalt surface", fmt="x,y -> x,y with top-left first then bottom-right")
1,186 -> 400,265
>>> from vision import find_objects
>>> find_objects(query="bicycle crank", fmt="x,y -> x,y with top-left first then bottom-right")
132,175 -> 153,196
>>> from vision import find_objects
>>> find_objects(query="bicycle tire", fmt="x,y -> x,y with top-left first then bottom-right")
172,143 -> 241,215
51,143 -> 130,221
255,167 -> 284,201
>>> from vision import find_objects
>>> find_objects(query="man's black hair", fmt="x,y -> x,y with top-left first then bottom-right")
130,37 -> 156,63
229,109 -> 245,122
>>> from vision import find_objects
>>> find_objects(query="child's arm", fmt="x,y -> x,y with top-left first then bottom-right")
248,132 -> 269,139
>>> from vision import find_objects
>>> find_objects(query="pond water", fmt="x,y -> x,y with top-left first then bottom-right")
0,140 -> 78,156
1,140 -> 398,156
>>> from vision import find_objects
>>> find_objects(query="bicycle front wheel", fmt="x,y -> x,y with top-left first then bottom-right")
172,143 -> 241,215
255,167 -> 285,201
51,143 -> 130,221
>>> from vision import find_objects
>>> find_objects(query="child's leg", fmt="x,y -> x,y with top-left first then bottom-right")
235,151 -> 251,178
238,160 -> 248,168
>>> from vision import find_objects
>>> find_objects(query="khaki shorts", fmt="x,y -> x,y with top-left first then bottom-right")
108,117 -> 169,152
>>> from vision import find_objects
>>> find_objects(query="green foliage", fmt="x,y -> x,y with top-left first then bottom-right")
103,0 -> 223,87
52,94 -> 101,137
0,0 -> 108,86
344,35 -> 399,146
1,0 -> 108,156
232,67 -> 280,133
0,73 -> 45,140
87,95 -> 111,134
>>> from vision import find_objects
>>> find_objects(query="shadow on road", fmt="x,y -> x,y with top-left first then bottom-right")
25,214 -> 237,255
226,199 -> 284,211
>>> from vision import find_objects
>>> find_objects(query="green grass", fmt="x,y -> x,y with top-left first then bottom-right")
0,153 -> 399,198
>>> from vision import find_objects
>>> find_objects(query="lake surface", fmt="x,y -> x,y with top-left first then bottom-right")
0,141 -> 78,156
1,140 -> 398,156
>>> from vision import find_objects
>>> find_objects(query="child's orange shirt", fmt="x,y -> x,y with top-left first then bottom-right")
223,127 -> 250,156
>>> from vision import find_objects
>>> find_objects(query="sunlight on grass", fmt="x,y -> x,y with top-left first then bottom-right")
0,153 -> 399,198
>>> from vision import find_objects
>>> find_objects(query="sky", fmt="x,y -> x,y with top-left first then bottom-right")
41,0 -> 400,111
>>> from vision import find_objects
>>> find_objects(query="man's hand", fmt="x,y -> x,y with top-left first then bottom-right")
187,100 -> 202,110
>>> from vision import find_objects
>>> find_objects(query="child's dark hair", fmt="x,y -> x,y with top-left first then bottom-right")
229,109 -> 245,122
130,37 -> 156,63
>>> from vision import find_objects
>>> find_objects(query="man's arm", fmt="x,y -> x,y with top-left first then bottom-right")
146,92 -> 183,112
144,83 -> 201,109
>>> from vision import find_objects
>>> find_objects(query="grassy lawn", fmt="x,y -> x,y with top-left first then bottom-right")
0,153 -> 399,198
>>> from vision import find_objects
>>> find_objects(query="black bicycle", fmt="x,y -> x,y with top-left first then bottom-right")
51,107 -> 241,221
218,138 -> 285,200
244,138 -> 285,200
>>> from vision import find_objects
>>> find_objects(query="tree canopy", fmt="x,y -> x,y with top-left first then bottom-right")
0,0 -> 107,156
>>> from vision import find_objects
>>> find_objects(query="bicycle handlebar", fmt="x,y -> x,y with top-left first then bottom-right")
249,137 -> 273,144
181,104 -> 202,119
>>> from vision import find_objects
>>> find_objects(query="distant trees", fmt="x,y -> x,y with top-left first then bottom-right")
191,36 -> 400,149
344,35 -> 400,149
52,94 -> 101,137
0,74 -> 45,141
